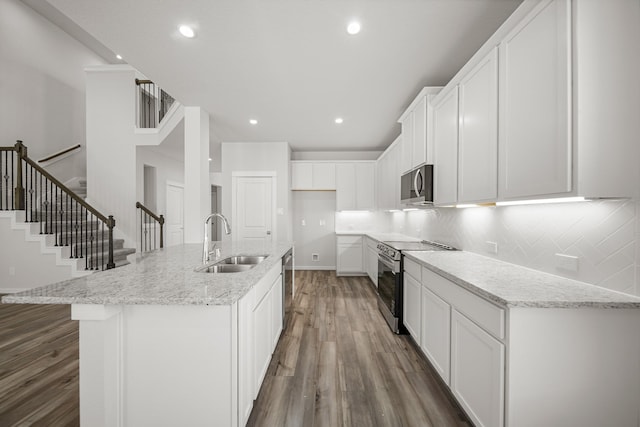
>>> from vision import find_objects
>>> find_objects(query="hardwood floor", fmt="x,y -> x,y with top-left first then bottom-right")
0,271 -> 470,427
0,298 -> 79,426
247,271 -> 471,427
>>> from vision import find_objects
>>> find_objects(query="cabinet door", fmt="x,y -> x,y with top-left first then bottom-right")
402,272 -> 421,342
367,247 -> 378,287
237,291 -> 254,425
458,48 -> 498,203
498,0 -> 571,199
336,244 -> 363,273
451,310 -> 505,427
412,96 -> 427,168
335,163 -> 356,210
433,86 -> 459,205
312,163 -> 336,190
421,286 -> 451,386
253,293 -> 272,396
355,162 -> 375,210
291,162 -> 312,190
271,275 -> 283,351
400,115 -> 414,174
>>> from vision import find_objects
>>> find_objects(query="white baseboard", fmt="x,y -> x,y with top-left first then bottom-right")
295,265 -> 336,271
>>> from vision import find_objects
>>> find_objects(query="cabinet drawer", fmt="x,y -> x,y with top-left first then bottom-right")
366,237 -> 378,250
337,235 -> 363,246
404,256 -> 421,281
422,267 -> 505,340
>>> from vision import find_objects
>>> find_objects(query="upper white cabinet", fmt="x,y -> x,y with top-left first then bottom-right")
432,86 -> 459,206
376,136 -> 401,211
498,0 -> 571,200
336,162 -> 375,211
458,47 -> 499,203
291,161 -> 336,190
398,87 -> 442,174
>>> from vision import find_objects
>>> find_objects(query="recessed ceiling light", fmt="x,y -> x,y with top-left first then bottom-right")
116,54 -> 123,60
335,117 -> 344,124
208,158 -> 212,161
249,119 -> 258,125
347,21 -> 361,35
179,25 -> 195,38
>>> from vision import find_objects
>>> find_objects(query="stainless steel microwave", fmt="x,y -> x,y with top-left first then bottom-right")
401,165 -> 434,205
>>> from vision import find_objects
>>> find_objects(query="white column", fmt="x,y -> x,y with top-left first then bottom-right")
183,107 -> 211,243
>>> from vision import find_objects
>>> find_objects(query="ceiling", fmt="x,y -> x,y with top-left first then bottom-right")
33,0 -> 522,153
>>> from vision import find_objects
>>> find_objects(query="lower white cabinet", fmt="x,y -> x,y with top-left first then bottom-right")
253,288 -> 272,395
366,246 -> 378,287
336,235 -> 364,275
420,286 -> 451,385
402,271 -> 421,342
451,309 -> 505,427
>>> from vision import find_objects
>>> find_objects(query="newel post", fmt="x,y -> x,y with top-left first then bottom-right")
107,215 -> 116,269
13,140 -> 27,210
159,214 -> 165,249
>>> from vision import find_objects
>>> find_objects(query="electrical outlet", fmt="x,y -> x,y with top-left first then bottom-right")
312,253 -> 319,262
555,253 -> 579,272
486,241 -> 498,254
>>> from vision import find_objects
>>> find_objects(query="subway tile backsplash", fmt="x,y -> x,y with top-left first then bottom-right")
381,200 -> 639,297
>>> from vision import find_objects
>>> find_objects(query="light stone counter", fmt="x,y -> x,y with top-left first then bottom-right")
335,231 -> 420,242
404,250 -> 640,309
2,241 -> 293,306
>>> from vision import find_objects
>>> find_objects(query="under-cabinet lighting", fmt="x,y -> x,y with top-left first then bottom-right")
455,204 -> 481,209
496,197 -> 589,207
116,54 -> 123,60
338,210 -> 370,213
387,209 -> 401,212
208,158 -> 212,161
179,25 -> 195,38
402,208 -> 418,212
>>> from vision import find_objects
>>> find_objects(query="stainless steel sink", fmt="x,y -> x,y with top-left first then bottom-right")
197,264 -> 255,273
220,255 -> 267,265
196,254 -> 268,273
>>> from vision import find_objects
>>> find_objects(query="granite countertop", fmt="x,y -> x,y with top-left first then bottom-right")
335,231 -> 420,242
404,251 -> 640,309
2,241 -> 293,306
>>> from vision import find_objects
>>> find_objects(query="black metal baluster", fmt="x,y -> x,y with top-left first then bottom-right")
39,172 -> 43,234
101,222 -> 105,270
153,212 -> 156,250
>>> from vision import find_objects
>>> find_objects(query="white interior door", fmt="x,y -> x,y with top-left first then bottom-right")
166,183 -> 184,246
234,176 -> 273,243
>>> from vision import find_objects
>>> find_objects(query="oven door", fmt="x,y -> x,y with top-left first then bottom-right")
377,253 -> 402,333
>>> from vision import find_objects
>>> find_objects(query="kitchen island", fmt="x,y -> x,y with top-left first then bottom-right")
3,241 -> 293,427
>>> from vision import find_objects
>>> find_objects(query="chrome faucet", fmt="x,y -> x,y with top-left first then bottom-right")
203,213 -> 231,263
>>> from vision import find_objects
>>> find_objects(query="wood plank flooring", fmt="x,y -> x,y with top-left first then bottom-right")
0,271 -> 471,427
0,298 -> 79,426
247,271 -> 472,427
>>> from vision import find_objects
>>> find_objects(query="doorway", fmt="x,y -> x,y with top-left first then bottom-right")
165,182 -> 184,246
232,173 -> 276,243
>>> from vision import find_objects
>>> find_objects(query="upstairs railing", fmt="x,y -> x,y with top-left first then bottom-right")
135,79 -> 175,129
136,202 -> 164,252
0,141 -> 115,270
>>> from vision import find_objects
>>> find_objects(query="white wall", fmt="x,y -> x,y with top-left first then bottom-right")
0,0 -> 105,182
380,200 -> 640,297
221,142 -> 291,243
0,215 -> 74,292
85,66 -> 138,247
292,192 -> 336,269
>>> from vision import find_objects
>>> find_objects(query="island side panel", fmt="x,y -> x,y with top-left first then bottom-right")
72,305 -> 124,427
123,304 -> 235,427
506,307 -> 640,427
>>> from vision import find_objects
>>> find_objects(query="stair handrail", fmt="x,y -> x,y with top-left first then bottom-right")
38,144 -> 82,163
135,78 -> 175,128
1,141 -> 116,269
136,201 -> 164,251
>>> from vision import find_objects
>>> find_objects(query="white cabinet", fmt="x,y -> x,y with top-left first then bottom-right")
498,0 -> 571,200
458,47 -> 498,203
376,137 -> 401,211
432,86 -> 459,205
402,264 -> 421,343
451,310 -> 505,427
398,87 -> 442,174
336,162 -> 375,211
271,275 -> 283,349
291,161 -> 336,190
420,285 -> 451,386
336,235 -> 364,275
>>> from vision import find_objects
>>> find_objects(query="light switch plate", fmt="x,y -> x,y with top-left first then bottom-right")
312,253 -> 319,261
486,241 -> 498,254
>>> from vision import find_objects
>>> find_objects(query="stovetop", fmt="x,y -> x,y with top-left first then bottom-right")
377,240 -> 457,261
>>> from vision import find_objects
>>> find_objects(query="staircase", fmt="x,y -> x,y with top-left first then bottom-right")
1,142 -> 136,281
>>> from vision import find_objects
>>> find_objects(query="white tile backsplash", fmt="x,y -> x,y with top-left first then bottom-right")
382,200 -> 639,297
